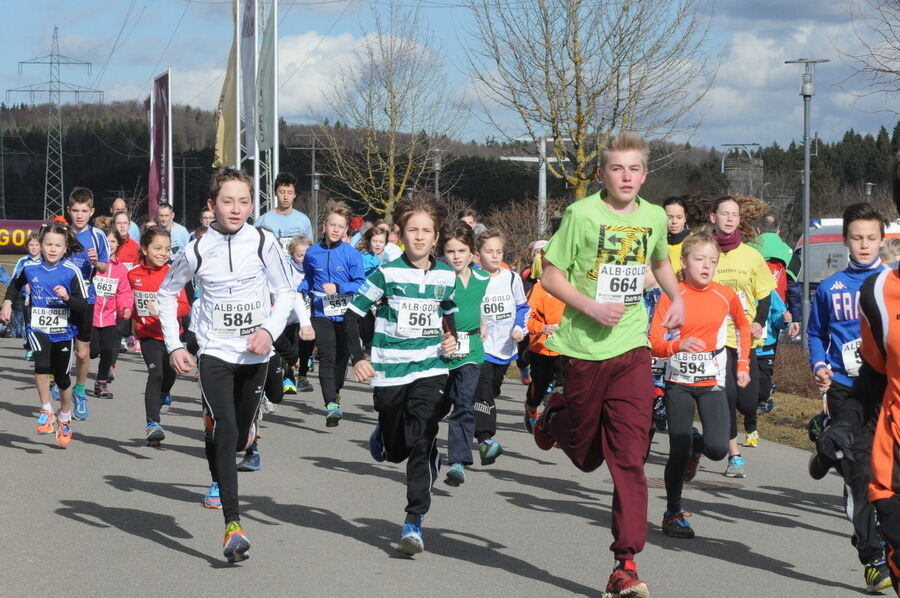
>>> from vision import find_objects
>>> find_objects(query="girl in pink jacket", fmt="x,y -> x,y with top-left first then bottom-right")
90,226 -> 134,398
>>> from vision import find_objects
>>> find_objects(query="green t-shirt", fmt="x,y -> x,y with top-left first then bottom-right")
447,266 -> 490,369
544,191 -> 669,361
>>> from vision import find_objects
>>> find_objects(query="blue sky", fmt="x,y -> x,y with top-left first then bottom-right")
1,0 -> 896,149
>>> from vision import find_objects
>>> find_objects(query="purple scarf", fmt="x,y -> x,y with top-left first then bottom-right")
714,229 -> 742,252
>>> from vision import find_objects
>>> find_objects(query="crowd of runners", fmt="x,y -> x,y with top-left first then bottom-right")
2,132 -> 900,598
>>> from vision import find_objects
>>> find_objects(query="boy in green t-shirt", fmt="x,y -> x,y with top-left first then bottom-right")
536,132 -> 684,598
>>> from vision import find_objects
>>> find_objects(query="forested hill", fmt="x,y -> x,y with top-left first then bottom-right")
1,101 -> 896,234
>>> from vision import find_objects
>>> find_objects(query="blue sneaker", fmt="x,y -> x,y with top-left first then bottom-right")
661,510 -> 695,539
524,406 -> 541,433
73,392 -> 89,421
398,516 -> 425,555
24,349 -> 34,361
159,393 -> 172,414
724,455 -> 746,478
369,424 -> 386,462
296,376 -> 314,393
145,419 -> 166,445
282,378 -> 297,395
237,450 -> 261,472
445,463 -> 465,486
758,397 -> 776,414
203,482 -> 222,509
325,402 -> 342,427
479,438 -> 503,466
51,383 -> 60,401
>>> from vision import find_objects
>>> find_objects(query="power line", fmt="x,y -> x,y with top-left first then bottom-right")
279,0 -> 353,89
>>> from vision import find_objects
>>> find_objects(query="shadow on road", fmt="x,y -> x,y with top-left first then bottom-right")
0,430 -> 46,454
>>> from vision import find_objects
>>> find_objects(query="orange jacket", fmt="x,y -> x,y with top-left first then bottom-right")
526,282 -> 565,356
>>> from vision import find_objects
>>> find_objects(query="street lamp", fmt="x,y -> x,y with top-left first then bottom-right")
865,182 -> 876,200
311,172 -> 321,233
432,151 -> 442,200
785,57 -> 829,347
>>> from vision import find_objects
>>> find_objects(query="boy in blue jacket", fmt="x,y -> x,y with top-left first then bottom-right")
299,201 -> 366,427
806,202 -> 891,593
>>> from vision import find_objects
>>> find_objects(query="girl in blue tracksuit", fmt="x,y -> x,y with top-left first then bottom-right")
299,201 -> 366,427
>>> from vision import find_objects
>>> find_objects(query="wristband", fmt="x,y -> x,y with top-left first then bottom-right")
813,362 -> 829,373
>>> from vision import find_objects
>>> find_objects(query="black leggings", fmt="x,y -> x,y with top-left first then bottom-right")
90,325 -> 121,380
526,353 -> 563,409
663,383 -> 730,513
140,337 -> 176,423
29,331 -> 74,389
297,339 -> 314,377
725,347 -> 759,439
474,361 -> 508,443
265,352 -> 285,404
199,355 -> 267,524
311,317 -> 349,406
275,324 -> 298,384
744,351 -> 776,433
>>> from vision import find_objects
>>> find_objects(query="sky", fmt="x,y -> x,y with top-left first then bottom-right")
0,0 -> 896,150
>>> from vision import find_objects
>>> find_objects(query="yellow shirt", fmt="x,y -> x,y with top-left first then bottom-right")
668,242 -> 683,275
712,242 -> 776,349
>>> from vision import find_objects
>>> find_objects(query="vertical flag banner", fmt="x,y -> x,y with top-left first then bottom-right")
145,94 -> 158,218
240,0 -> 257,159
147,71 -> 171,219
213,43 -> 238,168
257,1 -> 275,152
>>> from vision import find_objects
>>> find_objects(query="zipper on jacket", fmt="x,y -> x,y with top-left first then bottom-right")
227,234 -> 233,272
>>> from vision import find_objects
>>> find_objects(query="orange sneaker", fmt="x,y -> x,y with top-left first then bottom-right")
56,418 -> 73,447
36,409 -> 56,435
223,521 -> 251,563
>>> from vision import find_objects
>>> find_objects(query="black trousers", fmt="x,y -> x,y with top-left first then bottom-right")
29,331 -> 74,389
743,351 -> 776,433
312,317 -> 349,405
139,337 -> 176,423
275,324 -> 298,384
297,339 -> 314,377
265,352 -> 285,404
663,383 -> 730,513
874,497 -> 900,590
373,374 -> 446,521
725,347 -> 759,438
474,361 -> 508,443
90,325 -> 121,380
198,355 -> 268,524
526,353 -> 563,409
827,380 -> 882,564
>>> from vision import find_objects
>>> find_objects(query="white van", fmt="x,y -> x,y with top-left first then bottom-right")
794,218 -> 900,284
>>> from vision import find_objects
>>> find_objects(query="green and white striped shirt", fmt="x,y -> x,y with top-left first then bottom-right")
348,255 -> 458,387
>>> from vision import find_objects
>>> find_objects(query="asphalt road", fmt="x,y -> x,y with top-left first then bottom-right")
0,338 -> 876,597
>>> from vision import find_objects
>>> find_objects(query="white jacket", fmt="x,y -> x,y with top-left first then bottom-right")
158,223 -> 294,364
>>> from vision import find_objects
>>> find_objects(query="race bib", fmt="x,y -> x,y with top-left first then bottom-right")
322,294 -> 352,317
736,291 -> 750,313
482,295 -> 513,321
279,237 -> 293,254
651,356 -> 667,377
669,351 -> 717,384
134,291 -> 158,317
448,331 -> 471,360
212,300 -> 264,338
594,264 -> 645,305
30,306 -> 68,334
396,298 -> 441,338
841,338 -> 863,378
93,276 -> 119,298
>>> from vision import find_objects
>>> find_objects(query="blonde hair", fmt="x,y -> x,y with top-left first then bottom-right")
288,235 -> 314,256
880,237 -> 900,263
600,132 -> 649,169
680,232 -> 720,259
324,200 -> 353,226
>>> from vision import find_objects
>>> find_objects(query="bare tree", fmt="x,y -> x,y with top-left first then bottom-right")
840,0 -> 900,110
319,4 -> 465,219
465,0 -> 713,199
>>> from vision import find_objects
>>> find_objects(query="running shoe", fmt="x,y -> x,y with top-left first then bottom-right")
398,515 -> 425,555
159,393 -> 172,414
865,557 -> 893,593
93,380 -> 112,399
603,560 -> 649,598
107,366 -> 115,382
369,424 -> 386,462
445,463 -> 466,486
237,450 -> 261,472
119,338 -> 128,353
757,397 -> 776,414
203,482 -> 222,509
56,418 -> 73,447
145,420 -> 165,445
724,455 -> 746,478
125,336 -> 136,351
534,392 -> 564,451
519,367 -> 532,385
73,392 -> 89,421
282,378 -> 297,395
808,453 -> 832,480
523,405 -> 541,434
51,383 -> 60,401
36,409 -> 56,435
223,521 -> 251,564
261,396 -> 277,415
743,430 -> 759,448
683,452 -> 702,482
479,439 -> 503,466
325,402 -> 343,427
652,396 -> 668,432
296,376 -> 314,393
24,349 -> 34,361
661,510 -> 695,539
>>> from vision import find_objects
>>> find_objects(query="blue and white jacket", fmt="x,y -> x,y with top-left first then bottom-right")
299,239 -> 366,321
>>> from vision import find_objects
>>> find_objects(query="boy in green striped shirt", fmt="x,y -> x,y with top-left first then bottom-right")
346,193 -> 458,555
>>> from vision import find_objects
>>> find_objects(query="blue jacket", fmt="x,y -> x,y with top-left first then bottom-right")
757,291 -> 790,357
807,260 -> 884,387
299,239 -> 366,320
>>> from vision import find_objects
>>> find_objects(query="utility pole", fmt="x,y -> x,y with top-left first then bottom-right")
432,150 -> 442,200
785,57 -> 829,347
7,26 -> 102,219
287,134 -> 321,232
